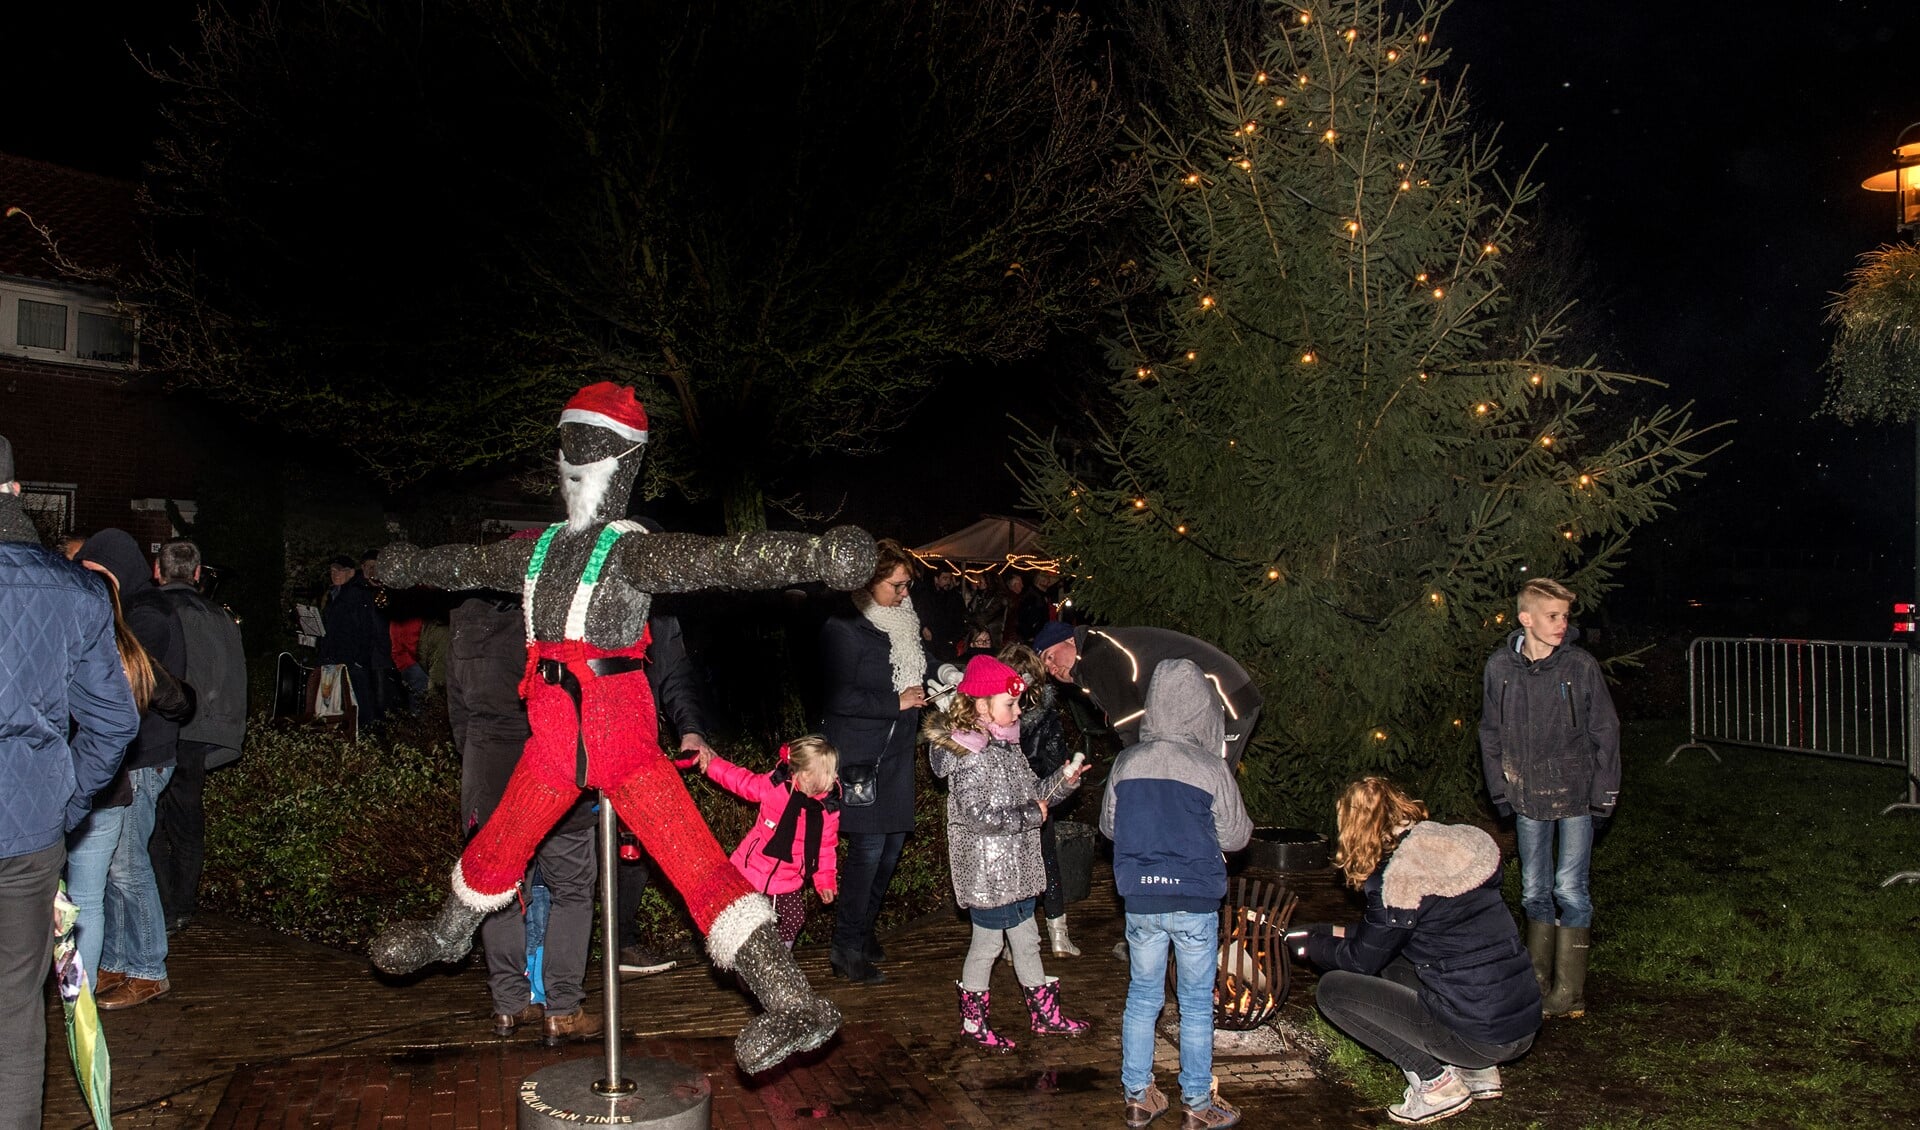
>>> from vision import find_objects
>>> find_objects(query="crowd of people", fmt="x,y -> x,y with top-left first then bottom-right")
2,383 -> 1620,1129
1,434 -> 248,1128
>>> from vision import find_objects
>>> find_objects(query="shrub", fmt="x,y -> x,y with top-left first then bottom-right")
202,720 -> 957,953
202,723 -> 462,951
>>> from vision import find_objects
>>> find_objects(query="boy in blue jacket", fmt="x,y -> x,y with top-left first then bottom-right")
1101,658 -> 1252,1129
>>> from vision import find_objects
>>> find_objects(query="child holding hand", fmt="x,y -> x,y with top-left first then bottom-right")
923,654 -> 1090,1051
699,736 -> 841,948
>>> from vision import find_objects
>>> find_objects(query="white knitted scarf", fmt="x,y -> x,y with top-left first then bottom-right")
856,591 -> 926,692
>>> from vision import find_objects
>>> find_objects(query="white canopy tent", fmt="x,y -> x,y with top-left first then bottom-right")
913,515 -> 1057,574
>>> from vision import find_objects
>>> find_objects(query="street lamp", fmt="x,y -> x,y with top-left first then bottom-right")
1860,124 -> 1920,632
1860,123 -> 1920,238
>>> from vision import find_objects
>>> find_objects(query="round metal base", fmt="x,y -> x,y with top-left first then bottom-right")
517,1056 -> 710,1129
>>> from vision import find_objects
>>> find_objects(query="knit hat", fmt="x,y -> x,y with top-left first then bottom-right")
76,528 -> 150,594
559,382 -> 649,443
957,655 -> 1026,699
1032,620 -> 1074,654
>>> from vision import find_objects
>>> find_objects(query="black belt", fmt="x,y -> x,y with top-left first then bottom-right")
536,656 -> 647,682
536,656 -> 648,786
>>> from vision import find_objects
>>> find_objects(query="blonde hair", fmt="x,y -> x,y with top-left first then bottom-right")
1517,577 -> 1576,614
997,642 -> 1047,711
1333,776 -> 1429,889
785,734 -> 839,782
924,690 -> 991,743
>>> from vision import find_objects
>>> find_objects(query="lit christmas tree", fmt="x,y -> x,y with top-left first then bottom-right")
1021,0 -> 1722,820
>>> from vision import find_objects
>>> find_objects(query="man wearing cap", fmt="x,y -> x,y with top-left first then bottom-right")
0,434 -> 142,1125
1033,621 -> 1263,772
369,383 -> 874,1075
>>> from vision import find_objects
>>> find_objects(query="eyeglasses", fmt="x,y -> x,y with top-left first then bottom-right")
883,580 -> 911,593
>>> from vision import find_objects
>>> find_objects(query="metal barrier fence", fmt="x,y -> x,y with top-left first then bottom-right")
1668,637 -> 1920,884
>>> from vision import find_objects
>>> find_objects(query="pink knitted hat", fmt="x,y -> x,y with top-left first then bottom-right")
957,655 -> 1026,699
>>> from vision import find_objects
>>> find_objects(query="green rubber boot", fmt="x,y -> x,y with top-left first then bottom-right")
1524,918 -> 1555,998
1542,925 -> 1590,1018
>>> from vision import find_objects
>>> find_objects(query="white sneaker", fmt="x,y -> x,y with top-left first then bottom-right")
1452,1065 -> 1502,1099
1388,1069 -> 1473,1124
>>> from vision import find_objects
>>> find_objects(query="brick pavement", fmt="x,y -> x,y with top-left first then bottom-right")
41,863 -> 1379,1128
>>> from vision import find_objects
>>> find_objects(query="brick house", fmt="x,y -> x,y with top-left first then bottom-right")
1,152 -> 197,553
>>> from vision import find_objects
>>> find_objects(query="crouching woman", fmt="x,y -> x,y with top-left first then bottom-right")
1290,777 -> 1541,1125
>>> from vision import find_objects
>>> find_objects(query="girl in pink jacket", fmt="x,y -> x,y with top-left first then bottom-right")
699,736 -> 842,948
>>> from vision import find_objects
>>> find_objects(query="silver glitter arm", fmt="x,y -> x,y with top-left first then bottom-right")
615,526 -> 876,593
381,540 -> 535,594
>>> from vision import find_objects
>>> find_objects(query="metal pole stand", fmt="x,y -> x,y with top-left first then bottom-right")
518,791 -> 710,1129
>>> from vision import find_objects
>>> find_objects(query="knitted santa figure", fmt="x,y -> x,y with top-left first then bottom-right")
370,382 -> 872,1074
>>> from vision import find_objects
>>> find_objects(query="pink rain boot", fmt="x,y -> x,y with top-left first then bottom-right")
956,983 -> 1018,1053
1022,976 -> 1090,1036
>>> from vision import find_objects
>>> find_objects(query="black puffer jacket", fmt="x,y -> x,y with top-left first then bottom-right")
1478,628 -> 1621,821
1304,822 -> 1542,1045
1018,683 -> 1071,781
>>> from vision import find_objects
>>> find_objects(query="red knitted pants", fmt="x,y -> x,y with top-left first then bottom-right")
457,658 -> 751,933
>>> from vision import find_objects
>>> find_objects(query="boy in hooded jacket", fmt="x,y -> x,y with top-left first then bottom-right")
1102,658 -> 1253,1129
1478,577 -> 1620,1020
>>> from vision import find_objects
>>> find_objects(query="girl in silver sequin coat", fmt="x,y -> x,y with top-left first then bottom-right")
923,654 -> 1088,1051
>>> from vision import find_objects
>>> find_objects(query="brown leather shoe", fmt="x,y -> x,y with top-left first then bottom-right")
96,976 -> 170,1010
93,970 -> 128,997
543,1007 -> 605,1046
492,1003 -> 544,1037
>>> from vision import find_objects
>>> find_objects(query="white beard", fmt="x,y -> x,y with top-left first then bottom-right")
559,451 -> 622,531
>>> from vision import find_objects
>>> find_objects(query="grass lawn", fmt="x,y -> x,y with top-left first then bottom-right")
1318,718 -> 1920,1128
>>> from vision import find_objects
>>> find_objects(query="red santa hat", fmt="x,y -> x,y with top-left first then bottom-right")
559,382 -> 649,444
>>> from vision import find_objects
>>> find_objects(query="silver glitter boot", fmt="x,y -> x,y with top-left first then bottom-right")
370,892 -> 486,974
730,920 -> 842,1073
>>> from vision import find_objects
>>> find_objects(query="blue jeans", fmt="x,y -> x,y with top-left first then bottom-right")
1123,910 -> 1218,1106
66,804 -> 130,986
832,830 -> 905,956
103,766 -> 173,980
1515,814 -> 1594,928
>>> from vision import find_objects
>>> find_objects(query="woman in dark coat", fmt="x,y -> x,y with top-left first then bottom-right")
1291,777 -> 1541,1125
820,538 -> 928,984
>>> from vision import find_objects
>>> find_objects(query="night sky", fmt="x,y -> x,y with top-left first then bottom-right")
9,1 -> 1920,635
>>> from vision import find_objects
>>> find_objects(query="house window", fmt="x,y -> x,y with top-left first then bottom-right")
77,311 -> 135,364
19,482 -> 77,546
18,299 -> 67,350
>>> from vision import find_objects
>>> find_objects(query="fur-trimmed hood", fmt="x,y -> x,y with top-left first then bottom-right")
1381,821 -> 1502,911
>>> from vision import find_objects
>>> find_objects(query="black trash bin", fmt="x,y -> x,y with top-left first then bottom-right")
1055,820 -> 1096,904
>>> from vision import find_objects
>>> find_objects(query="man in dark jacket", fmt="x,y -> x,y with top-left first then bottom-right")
0,435 -> 141,1125
448,590 -> 603,1045
1101,658 -> 1252,1129
150,538 -> 247,933
909,568 -> 966,661
75,527 -> 190,1009
1036,621 -> 1262,770
612,600 -> 715,975
1478,577 -> 1620,1021
319,554 -> 390,731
